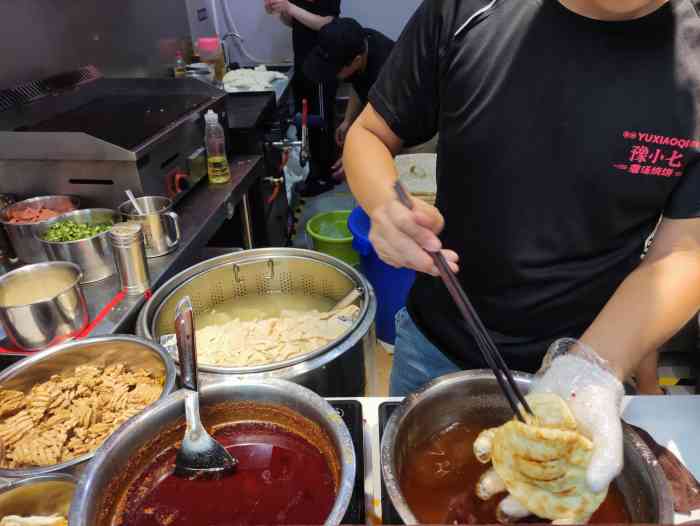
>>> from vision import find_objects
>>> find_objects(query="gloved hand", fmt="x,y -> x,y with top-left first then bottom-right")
531,338 -> 625,493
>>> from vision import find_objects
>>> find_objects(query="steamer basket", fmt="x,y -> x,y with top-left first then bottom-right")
137,249 -> 376,395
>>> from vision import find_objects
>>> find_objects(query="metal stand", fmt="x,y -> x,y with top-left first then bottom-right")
240,192 -> 254,249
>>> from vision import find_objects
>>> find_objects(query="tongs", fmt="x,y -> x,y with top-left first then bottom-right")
394,182 -> 533,422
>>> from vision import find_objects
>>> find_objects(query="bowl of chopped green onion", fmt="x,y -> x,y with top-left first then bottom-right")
34,209 -> 121,283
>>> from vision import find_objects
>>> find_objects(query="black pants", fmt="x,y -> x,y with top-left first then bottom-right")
292,69 -> 338,182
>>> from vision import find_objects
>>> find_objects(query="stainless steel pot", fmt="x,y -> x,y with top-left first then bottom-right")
69,379 -> 356,526
381,370 -> 674,524
34,208 -> 120,283
0,335 -> 177,479
0,196 -> 80,263
137,248 -> 376,397
119,196 -> 181,258
0,473 -> 76,518
0,261 -> 88,350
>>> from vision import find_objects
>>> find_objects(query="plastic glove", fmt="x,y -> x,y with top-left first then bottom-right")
531,338 -> 625,493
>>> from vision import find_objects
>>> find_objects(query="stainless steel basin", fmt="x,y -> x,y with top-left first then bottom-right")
381,370 -> 674,524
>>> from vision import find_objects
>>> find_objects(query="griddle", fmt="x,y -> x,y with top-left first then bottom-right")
23,94 -> 211,150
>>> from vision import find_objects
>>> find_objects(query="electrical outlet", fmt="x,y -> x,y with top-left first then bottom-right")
197,7 -> 208,21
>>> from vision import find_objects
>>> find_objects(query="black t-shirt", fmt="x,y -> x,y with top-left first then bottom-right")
369,0 -> 700,371
290,0 -> 341,66
347,29 -> 395,104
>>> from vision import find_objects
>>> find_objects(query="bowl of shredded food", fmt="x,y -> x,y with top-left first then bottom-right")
0,336 -> 176,479
34,209 -> 120,283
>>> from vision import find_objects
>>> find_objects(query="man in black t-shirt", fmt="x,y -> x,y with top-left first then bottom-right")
303,18 -> 395,180
344,0 -> 700,507
265,0 -> 341,196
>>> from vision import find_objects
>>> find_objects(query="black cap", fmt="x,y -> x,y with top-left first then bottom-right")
304,18 -> 366,83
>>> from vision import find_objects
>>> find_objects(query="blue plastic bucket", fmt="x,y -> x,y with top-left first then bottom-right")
348,207 -> 416,344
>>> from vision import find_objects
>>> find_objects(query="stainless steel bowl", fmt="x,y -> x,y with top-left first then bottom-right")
0,261 -> 87,350
381,370 -> 674,524
0,196 -> 80,263
0,335 -> 177,478
70,379 -> 356,526
137,248 -> 377,397
0,474 -> 76,518
35,208 -> 120,283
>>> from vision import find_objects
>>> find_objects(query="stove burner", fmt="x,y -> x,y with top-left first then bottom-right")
379,402 -> 404,524
329,399 -> 366,524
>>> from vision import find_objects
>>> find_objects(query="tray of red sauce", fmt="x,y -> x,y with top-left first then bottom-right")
105,400 -> 364,526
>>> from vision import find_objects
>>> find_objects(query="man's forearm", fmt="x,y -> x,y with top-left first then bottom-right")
288,3 -> 334,31
344,91 -> 363,125
344,105 -> 403,214
580,249 -> 700,380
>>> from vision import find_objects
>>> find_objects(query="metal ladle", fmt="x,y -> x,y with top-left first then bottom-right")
173,296 -> 238,478
125,190 -> 145,216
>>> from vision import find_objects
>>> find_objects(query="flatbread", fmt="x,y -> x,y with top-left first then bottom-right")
477,393 -> 608,523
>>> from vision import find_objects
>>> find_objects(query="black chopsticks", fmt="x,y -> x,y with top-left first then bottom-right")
394,182 -> 533,422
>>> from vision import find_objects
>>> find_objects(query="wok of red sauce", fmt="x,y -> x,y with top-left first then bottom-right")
400,423 -> 631,524
120,422 -> 336,526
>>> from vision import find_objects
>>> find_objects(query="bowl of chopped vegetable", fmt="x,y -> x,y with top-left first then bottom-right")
34,209 -> 120,284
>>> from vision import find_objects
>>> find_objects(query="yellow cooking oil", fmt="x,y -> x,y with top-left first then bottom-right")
207,155 -> 231,184
204,109 -> 231,184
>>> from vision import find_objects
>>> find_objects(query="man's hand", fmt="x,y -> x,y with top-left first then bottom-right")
369,197 -> 459,276
264,0 -> 274,14
531,338 -> 625,493
336,120 -> 351,147
331,157 -> 346,181
267,0 -> 291,16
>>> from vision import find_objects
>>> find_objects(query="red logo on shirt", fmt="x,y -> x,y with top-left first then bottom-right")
613,131 -> 698,178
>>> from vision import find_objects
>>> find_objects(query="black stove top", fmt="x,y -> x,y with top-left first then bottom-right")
328,399 -> 365,525
379,402 -> 404,525
22,94 -> 212,150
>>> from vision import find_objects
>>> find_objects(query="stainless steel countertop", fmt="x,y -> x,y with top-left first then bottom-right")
0,155 -> 264,354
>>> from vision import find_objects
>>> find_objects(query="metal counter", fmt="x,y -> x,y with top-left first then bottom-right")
0,155 -> 264,353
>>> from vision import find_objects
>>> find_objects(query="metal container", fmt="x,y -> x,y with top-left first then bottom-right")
0,261 -> 88,350
0,335 -> 177,479
381,370 -> 674,524
137,248 -> 377,397
119,196 -> 181,258
0,474 -> 76,518
70,379 -> 356,526
109,223 -> 151,295
0,196 -> 80,263
34,208 -> 120,284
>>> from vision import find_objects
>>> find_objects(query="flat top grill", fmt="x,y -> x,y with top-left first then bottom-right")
20,94 -> 211,150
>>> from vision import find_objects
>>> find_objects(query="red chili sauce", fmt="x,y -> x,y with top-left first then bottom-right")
120,422 -> 336,525
401,423 -> 630,524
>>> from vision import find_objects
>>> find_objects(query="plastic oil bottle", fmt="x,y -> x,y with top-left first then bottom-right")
204,109 -> 231,184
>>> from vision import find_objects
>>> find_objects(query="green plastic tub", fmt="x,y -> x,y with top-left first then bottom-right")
306,210 -> 359,266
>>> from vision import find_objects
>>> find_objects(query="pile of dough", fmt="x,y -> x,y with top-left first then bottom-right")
195,305 -> 359,367
473,393 -> 608,524
223,65 -> 287,93
0,516 -> 67,526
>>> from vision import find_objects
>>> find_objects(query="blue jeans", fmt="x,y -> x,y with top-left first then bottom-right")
389,308 -> 461,396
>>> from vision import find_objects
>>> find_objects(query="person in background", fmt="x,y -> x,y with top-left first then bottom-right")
303,18 -> 395,181
265,0 -> 341,197
344,0 -> 700,509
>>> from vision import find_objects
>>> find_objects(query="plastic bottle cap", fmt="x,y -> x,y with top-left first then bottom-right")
205,109 -> 218,123
197,37 -> 221,53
